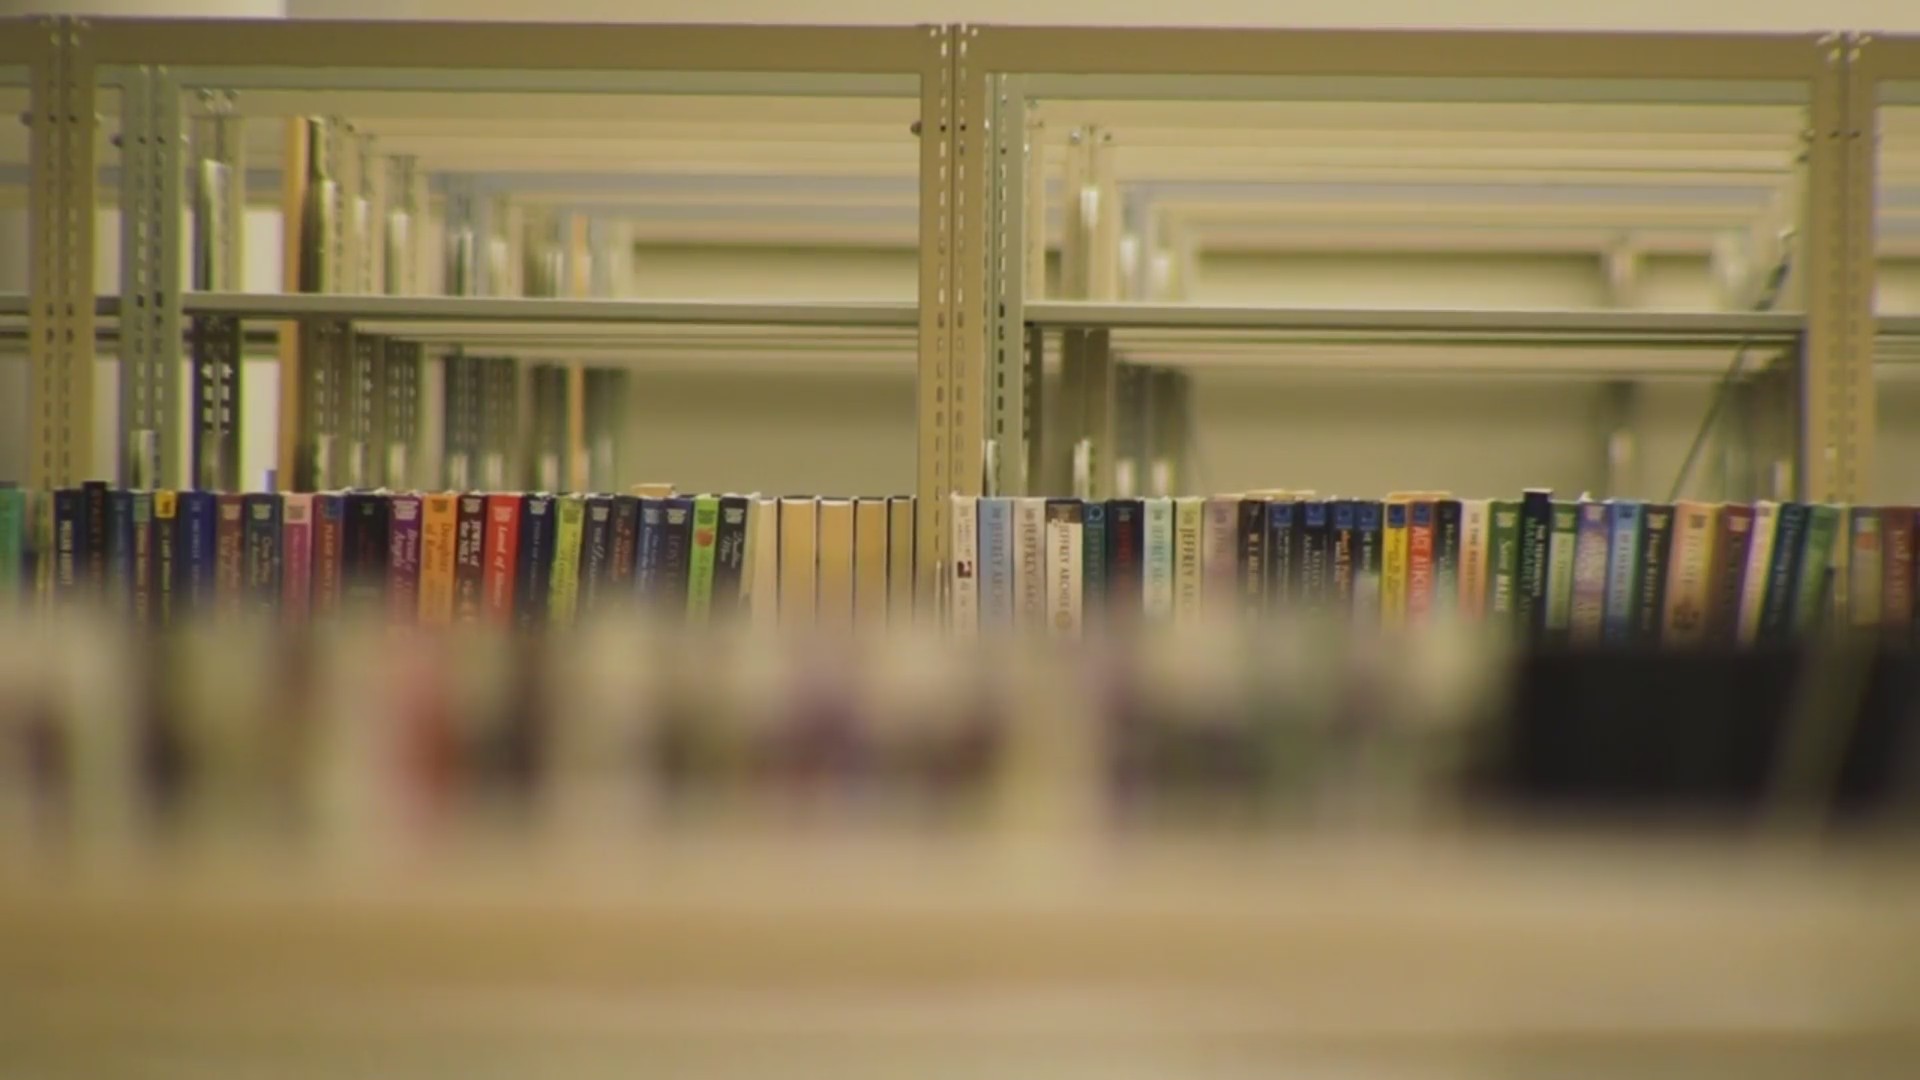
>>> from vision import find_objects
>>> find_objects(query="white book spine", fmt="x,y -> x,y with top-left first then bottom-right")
1173,497 -> 1204,627
1736,501 -> 1779,645
1014,497 -> 1047,631
1143,497 -> 1174,622
1045,504 -> 1083,638
1202,497 -> 1239,618
1459,499 -> 1489,620
749,496 -> 779,631
949,493 -> 979,637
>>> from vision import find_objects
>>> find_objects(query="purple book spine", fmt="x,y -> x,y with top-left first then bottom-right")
387,494 -> 423,626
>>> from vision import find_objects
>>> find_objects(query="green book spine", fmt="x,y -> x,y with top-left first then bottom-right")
685,495 -> 721,622
1544,500 -> 1580,643
1791,503 -> 1842,633
0,488 -> 22,605
549,494 -> 585,627
1486,499 -> 1522,620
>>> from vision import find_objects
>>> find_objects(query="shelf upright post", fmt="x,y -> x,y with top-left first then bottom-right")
187,92 -> 243,493
985,74 -> 1030,497
118,64 -> 184,491
440,175 -> 482,492
27,17 -> 98,491
916,24 -> 960,606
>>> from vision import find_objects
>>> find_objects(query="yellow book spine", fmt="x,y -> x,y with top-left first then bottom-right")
418,493 -> 458,627
549,494 -> 584,628
1382,497 -> 1411,628
854,499 -> 890,632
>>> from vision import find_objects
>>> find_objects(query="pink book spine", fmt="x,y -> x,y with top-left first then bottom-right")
281,493 -> 314,625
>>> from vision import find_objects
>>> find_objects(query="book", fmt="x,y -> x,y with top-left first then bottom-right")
635,498 -> 664,602
655,497 -> 695,616
515,494 -> 555,631
1143,496 -> 1174,624
815,497 -> 854,632
1202,496 -> 1239,620
1081,500 -> 1108,622
0,487 -> 21,606
750,496 -> 780,630
853,497 -> 889,630
1602,501 -> 1643,644
1015,498 -> 1048,631
416,493 -> 457,627
1516,489 -> 1553,639
1757,502 -> 1808,644
1406,499 -> 1437,624
608,495 -> 640,593
27,490 -> 52,608
715,495 -> 753,618
1457,499 -> 1488,620
1635,503 -> 1675,645
1710,503 -> 1756,646
549,493 -> 586,628
1790,504 -> 1841,635
578,495 -> 613,617
130,491 -> 154,627
1884,508 -> 1916,642
1568,499 -> 1610,645
82,480 -> 108,599
1433,499 -> 1462,617
1298,500 -> 1331,611
1736,501 -> 1780,645
1173,496 -> 1204,626
780,496 -> 819,629
181,490 -> 218,615
978,497 -> 1015,630
387,494 -> 423,626
1848,507 -> 1884,630
1265,499 -> 1299,612
1543,500 -> 1579,645
453,494 -> 487,623
1486,499 -> 1521,623
343,492 -> 390,613
214,492 -> 246,616
887,496 -> 914,627
1354,500 -> 1384,623
1381,498 -> 1410,629
312,493 -> 344,618
1109,499 -> 1146,624
1330,500 -> 1358,613
153,490 -> 179,628
52,488 -> 80,606
1662,501 -> 1719,646
106,488 -> 133,612
684,494 -> 724,625
280,493 -> 313,626
482,493 -> 520,625
1046,500 -> 1084,638
241,493 -> 280,621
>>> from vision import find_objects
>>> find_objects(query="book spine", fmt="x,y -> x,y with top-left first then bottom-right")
281,493 -> 313,626
950,493 -> 979,637
1354,500 -> 1384,623
1142,497 -> 1174,624
578,496 -> 613,616
635,498 -> 663,601
1298,500 -> 1330,611
1602,501 -> 1643,644
213,493 -> 245,617
184,491 -> 220,614
1265,500 -> 1298,613
1712,504 -> 1756,645
978,497 -> 1014,629
107,488 -> 133,612
153,491 -> 178,627
1486,500 -> 1521,623
712,496 -> 751,616
346,493 -> 391,612
129,491 -> 153,627
1077,500 -> 1106,623
1848,507 -> 1885,630
1634,503 -> 1676,645
1330,500 -> 1357,614
1201,497 -> 1238,620
752,497 -> 782,630
1407,500 -> 1437,624
483,493 -> 521,625
1235,499 -> 1266,621
1457,499 -> 1488,620
1381,498 -> 1410,629
1544,501 -> 1579,644
1173,497 -> 1204,626
1791,504 -> 1841,634
1737,502 -> 1780,645
887,496 -> 915,628
548,494 -> 586,627
1758,502 -> 1807,643
0,488 -> 20,607
1012,497 -> 1047,631
608,495 -> 640,593
242,493 -> 282,620
1663,501 -> 1719,645
388,494 -> 423,626
1045,499 -> 1084,638
51,489 -> 81,607
418,493 -> 459,627
655,498 -> 693,616
82,480 -> 108,600
516,494 -> 556,630
1109,499 -> 1145,624
453,494 -> 487,623
684,495 -> 720,625
1569,500 -> 1610,645
1517,490 -> 1553,640
312,494 -> 345,617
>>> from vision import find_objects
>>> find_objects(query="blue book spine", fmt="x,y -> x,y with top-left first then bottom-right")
635,497 -> 663,598
1603,500 -> 1643,643
516,494 -> 556,629
107,488 -> 134,610
655,497 -> 695,613
1759,502 -> 1809,643
1266,500 -> 1298,609
1081,500 -> 1107,618
978,497 -> 1015,628
180,490 -> 219,612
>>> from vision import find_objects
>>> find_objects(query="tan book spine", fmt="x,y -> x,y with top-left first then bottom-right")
816,498 -> 855,633
418,492 -> 458,627
749,496 -> 780,631
854,498 -> 890,632
778,497 -> 818,629
1663,501 -> 1720,644
887,496 -> 915,628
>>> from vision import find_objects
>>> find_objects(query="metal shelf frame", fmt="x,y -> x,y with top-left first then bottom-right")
1858,38 -> 1920,502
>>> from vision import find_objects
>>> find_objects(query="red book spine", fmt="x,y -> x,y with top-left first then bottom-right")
313,494 -> 345,616
214,493 -> 246,618
282,493 -> 314,626
483,493 -> 521,625
1406,500 -> 1436,622
1884,508 -> 1916,640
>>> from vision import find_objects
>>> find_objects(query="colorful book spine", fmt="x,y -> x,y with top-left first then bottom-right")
1433,499 -> 1461,618
1174,497 -> 1204,626
0,487 -> 21,606
1045,499 -> 1084,638
1330,500 -> 1358,613
1265,499 -> 1298,612
417,493 -> 458,627
1517,489 -> 1553,640
181,490 -> 218,615
1568,500 -> 1610,645
453,494 -> 487,623
1081,500 -> 1108,622
51,488 -> 81,606
1486,499 -> 1521,624
1635,503 -> 1675,645
683,495 -> 719,625
1202,497 -> 1239,620
978,497 -> 1015,629
1544,500 -> 1579,645
281,493 -> 313,626
1014,497 -> 1048,631
608,495 -> 640,593
1236,498 -> 1266,621
1457,499 -> 1488,620
1381,498 -> 1410,629
950,493 -> 979,637
1790,504 -> 1841,634
1736,502 -> 1780,645
713,495 -> 752,616
214,493 -> 246,616
1757,502 -> 1808,644
1354,500 -> 1384,623
1407,499 -> 1436,625
107,488 -> 133,611
387,494 -> 423,626
578,496 -> 613,616
656,498 -> 696,615
1297,500 -> 1330,611
1848,507 -> 1884,630
153,491 -> 179,627
515,494 -> 556,631
483,493 -> 521,626
1711,503 -> 1756,645
546,494 -> 585,627
635,498 -> 664,601
1662,501 -> 1718,646
130,491 -> 153,627
1602,501 -> 1643,645
1109,499 -> 1145,624
82,480 -> 108,598
242,492 -> 281,619
312,493 -> 345,617
1143,496 -> 1174,624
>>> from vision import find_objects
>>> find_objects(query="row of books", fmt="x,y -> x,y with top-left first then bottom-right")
948,491 -> 1912,645
0,484 -> 918,630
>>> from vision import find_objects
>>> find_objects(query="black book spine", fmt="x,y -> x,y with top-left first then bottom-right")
453,494 -> 487,623
1518,489 -> 1554,640
1635,503 -> 1677,645
655,497 -> 695,613
81,479 -> 109,599
1434,498 -> 1462,611
1329,499 -> 1357,610
711,495 -> 751,611
516,494 -> 555,630
580,495 -> 614,614
243,493 -> 282,617
1758,502 -> 1808,644
1266,500 -> 1298,611
1106,499 -> 1145,622
52,488 -> 82,606
107,488 -> 134,612
1300,500 -> 1331,609
1237,498 -> 1266,620
343,493 -> 391,609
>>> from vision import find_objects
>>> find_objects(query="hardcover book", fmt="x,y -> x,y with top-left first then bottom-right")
215,492 -> 246,617
1109,499 -> 1146,624
1602,501 -> 1643,644
281,493 -> 314,626
853,497 -> 889,630
1486,499 -> 1521,623
312,493 -> 345,618
1237,498 -> 1266,622
1662,501 -> 1719,645
1736,501 -> 1780,646
1568,500 -> 1610,646
1848,507 -> 1884,630
241,492 -> 281,621
387,494 -> 424,627
815,497 -> 855,632
715,495 -> 754,618
1543,500 -> 1579,645
1790,504 -> 1841,634
515,494 -> 555,631
1635,503 -> 1675,645
1046,499 -> 1084,638
482,493 -> 520,625
978,497 -> 1015,630
1711,503 -> 1757,645
1381,498 -> 1410,629
1142,497 -> 1174,624
780,496 -> 820,629
1757,502 -> 1807,643
1174,496 -> 1204,626
1517,489 -> 1553,639
452,494 -> 487,624
948,494 -> 977,637
549,493 -> 586,628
